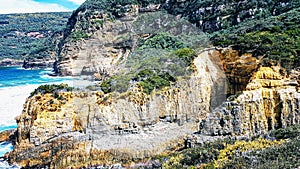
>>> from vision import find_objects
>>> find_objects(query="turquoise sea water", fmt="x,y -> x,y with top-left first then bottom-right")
0,66 -> 73,167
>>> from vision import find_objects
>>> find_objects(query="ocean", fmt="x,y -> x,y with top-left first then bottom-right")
0,66 -> 73,168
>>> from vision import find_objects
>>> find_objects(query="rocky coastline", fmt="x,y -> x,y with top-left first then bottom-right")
4,47 -> 300,168
22,58 -> 55,70
0,59 -> 23,67
0,58 -> 55,69
2,0 -> 300,168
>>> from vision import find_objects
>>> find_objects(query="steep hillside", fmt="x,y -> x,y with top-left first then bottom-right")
211,7 -> 300,70
0,12 -> 71,68
3,0 -> 300,168
6,48 -> 300,168
55,0 -> 300,76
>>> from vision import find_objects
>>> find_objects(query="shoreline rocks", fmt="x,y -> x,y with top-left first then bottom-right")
0,129 -> 16,143
0,59 -> 23,67
22,58 -> 55,69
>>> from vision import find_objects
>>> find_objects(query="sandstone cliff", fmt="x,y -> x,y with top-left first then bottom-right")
6,0 -> 300,168
55,0 -> 298,76
8,47 -> 300,168
200,66 -> 300,136
8,48 -> 227,168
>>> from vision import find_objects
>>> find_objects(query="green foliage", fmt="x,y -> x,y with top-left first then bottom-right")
71,31 -> 90,41
78,0 -> 163,14
30,84 -> 73,97
158,124 -> 300,169
100,75 -> 131,94
165,0 -> 300,32
138,71 -> 176,94
0,12 -> 71,60
211,7 -> 300,70
159,139 -> 234,168
92,19 -> 105,27
100,78 -> 112,94
271,124 -> 300,139
222,137 -> 300,169
139,33 -> 185,50
100,70 -> 175,95
173,48 -> 196,66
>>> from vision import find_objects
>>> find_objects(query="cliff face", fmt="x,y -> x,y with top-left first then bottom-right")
6,0 -> 300,168
55,0 -> 297,76
200,66 -> 300,136
9,48 -> 227,168
56,12 -> 138,76
8,47 -> 300,168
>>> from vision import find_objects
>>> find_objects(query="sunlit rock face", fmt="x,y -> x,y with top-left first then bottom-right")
9,42 -> 300,168
8,48 -> 228,168
6,0 -> 300,168
200,66 -> 300,137
55,0 -> 295,77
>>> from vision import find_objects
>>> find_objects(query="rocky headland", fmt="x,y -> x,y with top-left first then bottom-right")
2,0 -> 300,168
5,47 -> 300,168
0,59 -> 23,67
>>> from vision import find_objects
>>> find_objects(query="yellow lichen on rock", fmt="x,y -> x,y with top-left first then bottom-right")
255,67 -> 282,80
163,154 -> 183,169
213,138 -> 286,168
247,66 -> 284,90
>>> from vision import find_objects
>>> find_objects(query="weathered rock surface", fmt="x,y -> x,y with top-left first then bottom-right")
0,59 -> 23,67
23,58 -> 55,69
6,0 -> 300,168
8,48 -> 227,168
0,129 -> 15,143
200,66 -> 300,137
213,48 -> 259,95
56,15 -> 135,76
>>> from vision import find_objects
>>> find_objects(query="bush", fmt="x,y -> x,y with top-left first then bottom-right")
270,124 -> 300,139
135,69 -> 176,94
100,75 -> 131,94
173,48 -> 196,66
71,31 -> 90,41
100,78 -> 112,94
139,33 -> 185,50
158,124 -> 300,169
30,84 -> 73,97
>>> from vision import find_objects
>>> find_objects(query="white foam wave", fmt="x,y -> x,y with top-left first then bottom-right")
15,67 -> 25,70
0,142 -> 13,157
0,80 -> 74,127
0,85 -> 38,126
0,159 -> 20,169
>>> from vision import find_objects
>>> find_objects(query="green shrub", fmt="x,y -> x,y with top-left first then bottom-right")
71,31 -> 90,41
158,125 -> 300,169
139,33 -> 185,50
100,78 -> 112,94
138,72 -> 175,94
100,75 -> 131,94
173,48 -> 196,66
270,124 -> 300,139
30,84 -> 73,97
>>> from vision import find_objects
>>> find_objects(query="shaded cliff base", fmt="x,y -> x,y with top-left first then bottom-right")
3,124 -> 299,168
158,124 -> 300,169
4,49 -> 300,168
0,59 -> 23,67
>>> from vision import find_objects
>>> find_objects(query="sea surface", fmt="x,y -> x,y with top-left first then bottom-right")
0,66 -> 74,168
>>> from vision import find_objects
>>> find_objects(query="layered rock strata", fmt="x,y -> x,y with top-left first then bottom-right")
8,49 -> 226,168
200,66 -> 300,136
8,49 -> 300,168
